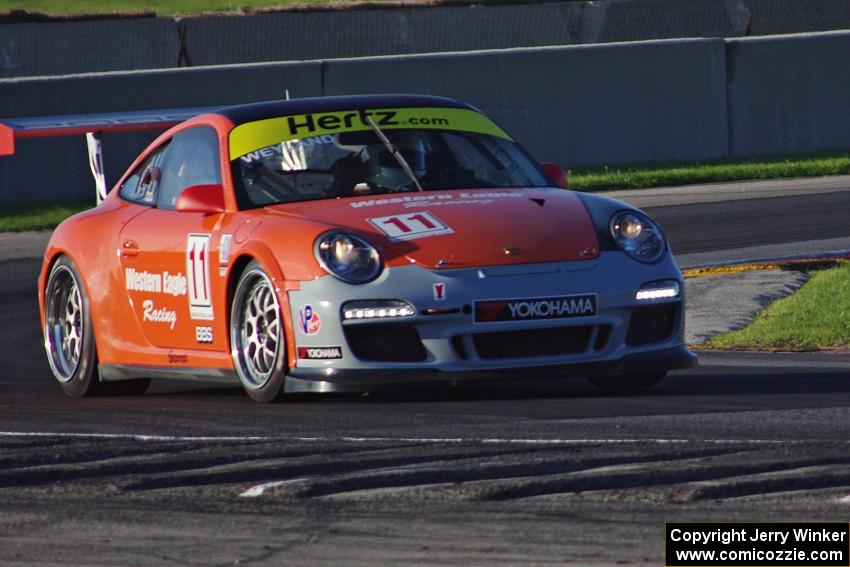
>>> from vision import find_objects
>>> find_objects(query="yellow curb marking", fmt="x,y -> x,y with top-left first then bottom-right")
683,257 -> 850,279
683,264 -> 781,278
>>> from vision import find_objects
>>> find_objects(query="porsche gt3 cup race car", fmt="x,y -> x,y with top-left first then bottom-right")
9,94 -> 696,402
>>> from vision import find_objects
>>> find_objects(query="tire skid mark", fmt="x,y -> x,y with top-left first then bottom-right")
255,446 -> 850,503
121,444 -> 581,493
477,453 -> 850,503
686,465 -> 850,501
0,440 -> 210,471
0,440 -> 361,488
0,438 -> 577,492
241,448 -> 740,501
1,435 -> 848,506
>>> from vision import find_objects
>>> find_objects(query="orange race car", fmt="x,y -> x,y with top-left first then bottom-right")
3,94 -> 695,402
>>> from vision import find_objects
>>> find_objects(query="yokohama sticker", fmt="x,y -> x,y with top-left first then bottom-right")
475,294 -> 597,323
368,211 -> 453,241
186,234 -> 214,320
298,305 -> 321,335
297,346 -> 343,360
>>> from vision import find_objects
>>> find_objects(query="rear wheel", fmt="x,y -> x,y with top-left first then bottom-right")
588,372 -> 666,394
44,256 -> 150,397
230,261 -> 287,403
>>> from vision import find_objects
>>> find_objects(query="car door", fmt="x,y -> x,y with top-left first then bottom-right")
118,126 -> 230,353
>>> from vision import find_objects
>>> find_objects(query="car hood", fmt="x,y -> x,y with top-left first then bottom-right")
264,188 -> 600,269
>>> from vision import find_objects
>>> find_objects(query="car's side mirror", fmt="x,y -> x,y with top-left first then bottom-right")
175,183 -> 226,214
541,163 -> 568,189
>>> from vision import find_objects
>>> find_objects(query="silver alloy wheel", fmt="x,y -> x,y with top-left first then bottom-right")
232,269 -> 283,390
45,265 -> 84,382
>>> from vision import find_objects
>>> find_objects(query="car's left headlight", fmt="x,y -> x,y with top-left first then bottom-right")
609,211 -> 667,263
314,231 -> 382,283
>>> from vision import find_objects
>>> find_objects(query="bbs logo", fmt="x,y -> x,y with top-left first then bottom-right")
195,326 -> 213,344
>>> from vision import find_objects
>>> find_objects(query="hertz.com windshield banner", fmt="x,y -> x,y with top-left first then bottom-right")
229,107 -> 512,159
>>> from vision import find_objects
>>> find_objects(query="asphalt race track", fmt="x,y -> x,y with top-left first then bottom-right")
651,190 -> 850,253
2,179 -> 850,566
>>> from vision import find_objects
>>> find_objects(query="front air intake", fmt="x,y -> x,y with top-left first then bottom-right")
626,305 -> 677,346
344,324 -> 427,362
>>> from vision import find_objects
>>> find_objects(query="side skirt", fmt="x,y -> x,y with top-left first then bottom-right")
99,364 -> 239,384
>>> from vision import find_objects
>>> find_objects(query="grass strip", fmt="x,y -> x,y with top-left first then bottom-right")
568,153 -> 850,192
0,0 -> 382,17
0,201 -> 91,232
705,264 -> 850,351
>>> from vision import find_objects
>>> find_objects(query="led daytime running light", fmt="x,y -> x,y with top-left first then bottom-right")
636,280 -> 680,301
343,300 -> 416,320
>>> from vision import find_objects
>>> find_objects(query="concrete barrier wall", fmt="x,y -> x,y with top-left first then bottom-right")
0,31 -> 848,204
748,0 -> 850,35
181,0 -> 746,65
321,39 -> 729,167
181,4 -> 578,66
2,0 -> 848,78
726,31 -> 850,158
0,17 -> 179,78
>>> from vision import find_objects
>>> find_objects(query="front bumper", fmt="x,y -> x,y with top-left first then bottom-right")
284,251 -> 693,392
284,345 -> 696,392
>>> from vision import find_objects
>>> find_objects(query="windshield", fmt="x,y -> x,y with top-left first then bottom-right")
231,128 -> 551,208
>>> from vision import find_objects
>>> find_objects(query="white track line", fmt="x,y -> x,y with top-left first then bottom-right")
0,431 -> 844,446
240,478 -> 312,498
0,431 -> 273,442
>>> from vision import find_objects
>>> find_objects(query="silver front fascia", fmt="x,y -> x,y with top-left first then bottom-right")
287,251 -> 685,373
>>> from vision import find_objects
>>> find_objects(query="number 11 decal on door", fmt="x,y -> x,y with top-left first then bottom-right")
187,234 -> 214,320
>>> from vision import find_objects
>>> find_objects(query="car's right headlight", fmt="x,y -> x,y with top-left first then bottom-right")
609,211 -> 667,263
314,231 -> 382,283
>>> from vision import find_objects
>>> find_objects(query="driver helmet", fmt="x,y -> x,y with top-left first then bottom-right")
364,132 -> 427,190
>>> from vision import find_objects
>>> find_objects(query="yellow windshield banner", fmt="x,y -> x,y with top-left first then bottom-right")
229,107 -> 512,159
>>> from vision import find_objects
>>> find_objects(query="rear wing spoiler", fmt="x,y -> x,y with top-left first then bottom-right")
0,106 -> 220,203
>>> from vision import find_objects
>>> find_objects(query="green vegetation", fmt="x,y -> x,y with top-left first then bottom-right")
0,201 -> 90,232
0,0 -> 367,16
568,153 -> 850,192
706,264 -> 850,351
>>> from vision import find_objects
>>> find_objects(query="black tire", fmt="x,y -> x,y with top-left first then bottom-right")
588,372 -> 666,394
230,261 -> 287,403
44,256 -> 150,398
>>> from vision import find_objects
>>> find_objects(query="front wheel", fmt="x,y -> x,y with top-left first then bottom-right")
588,372 -> 666,394
230,261 -> 287,403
